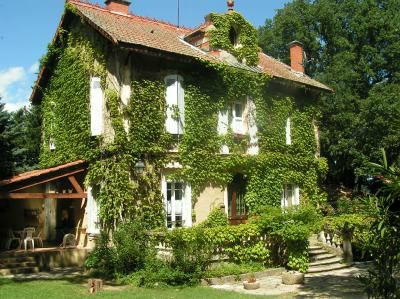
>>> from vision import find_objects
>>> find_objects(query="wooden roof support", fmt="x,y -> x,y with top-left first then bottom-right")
0,193 -> 87,199
67,175 -> 84,193
9,169 -> 86,193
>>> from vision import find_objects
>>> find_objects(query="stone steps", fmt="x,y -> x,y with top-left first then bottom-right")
307,237 -> 352,274
308,262 -> 353,274
0,262 -> 37,269
309,256 -> 342,267
0,252 -> 40,276
0,267 -> 40,276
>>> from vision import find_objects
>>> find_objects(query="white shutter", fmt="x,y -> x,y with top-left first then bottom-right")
232,102 -> 244,134
247,98 -> 259,155
294,186 -> 300,206
177,80 -> 185,134
183,184 -> 192,227
218,109 -> 229,135
90,77 -> 103,136
281,189 -> 287,208
286,117 -> 292,145
165,75 -> 184,135
218,108 -> 230,154
87,187 -> 100,235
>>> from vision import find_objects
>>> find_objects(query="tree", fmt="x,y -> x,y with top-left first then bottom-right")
258,0 -> 400,188
0,97 -> 13,179
8,105 -> 42,174
359,149 -> 400,299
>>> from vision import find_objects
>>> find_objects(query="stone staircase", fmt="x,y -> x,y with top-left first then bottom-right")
0,252 -> 40,276
307,236 -> 353,274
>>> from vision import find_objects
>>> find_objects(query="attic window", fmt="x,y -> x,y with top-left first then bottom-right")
229,27 -> 238,46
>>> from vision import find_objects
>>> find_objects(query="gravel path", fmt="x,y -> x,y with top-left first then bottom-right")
211,263 -> 369,299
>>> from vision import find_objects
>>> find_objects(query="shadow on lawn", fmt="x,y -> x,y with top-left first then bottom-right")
294,263 -> 369,299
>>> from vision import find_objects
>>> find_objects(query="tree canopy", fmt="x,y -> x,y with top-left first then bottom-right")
258,0 -> 400,187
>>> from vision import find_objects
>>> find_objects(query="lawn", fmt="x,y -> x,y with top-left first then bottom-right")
0,278 -> 292,299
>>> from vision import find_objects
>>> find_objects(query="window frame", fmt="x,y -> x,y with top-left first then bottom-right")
281,184 -> 300,208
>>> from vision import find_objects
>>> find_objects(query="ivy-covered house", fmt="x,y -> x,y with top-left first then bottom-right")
0,0 -> 331,248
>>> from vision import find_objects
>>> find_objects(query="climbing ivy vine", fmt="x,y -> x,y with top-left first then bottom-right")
38,5 -> 327,230
208,12 -> 260,67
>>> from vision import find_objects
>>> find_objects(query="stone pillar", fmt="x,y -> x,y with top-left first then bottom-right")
342,240 -> 353,263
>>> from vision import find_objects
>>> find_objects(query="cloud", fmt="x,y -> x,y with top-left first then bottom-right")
4,101 -> 28,112
0,67 -> 26,97
28,62 -> 39,74
0,65 -> 35,112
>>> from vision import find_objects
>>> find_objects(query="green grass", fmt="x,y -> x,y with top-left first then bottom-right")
0,278 -> 291,299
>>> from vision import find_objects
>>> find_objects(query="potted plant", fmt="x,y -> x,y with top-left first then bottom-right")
243,273 -> 260,290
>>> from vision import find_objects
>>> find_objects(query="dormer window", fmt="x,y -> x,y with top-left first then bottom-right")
229,26 -> 238,47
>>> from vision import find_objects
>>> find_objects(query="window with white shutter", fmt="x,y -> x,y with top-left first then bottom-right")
90,77 -> 104,136
161,178 -> 192,229
218,108 -> 229,154
232,102 -> 244,134
281,184 -> 300,208
87,187 -> 100,235
165,75 -> 184,135
286,117 -> 292,145
247,97 -> 259,155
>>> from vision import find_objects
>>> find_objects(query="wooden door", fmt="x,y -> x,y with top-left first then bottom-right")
228,174 -> 247,225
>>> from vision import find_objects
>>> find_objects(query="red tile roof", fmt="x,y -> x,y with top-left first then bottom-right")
0,160 -> 86,187
31,0 -> 330,104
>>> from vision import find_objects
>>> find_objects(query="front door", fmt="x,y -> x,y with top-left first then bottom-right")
228,174 -> 247,225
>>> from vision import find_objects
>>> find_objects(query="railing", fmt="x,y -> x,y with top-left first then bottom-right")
317,225 -> 353,263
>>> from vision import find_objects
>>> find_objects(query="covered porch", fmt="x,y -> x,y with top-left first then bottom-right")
0,161 -> 96,252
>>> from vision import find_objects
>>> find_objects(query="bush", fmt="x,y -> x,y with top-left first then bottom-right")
198,207 -> 228,228
84,231 -> 116,277
84,220 -> 158,277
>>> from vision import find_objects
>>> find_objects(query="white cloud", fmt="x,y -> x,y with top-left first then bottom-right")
0,67 -> 26,97
4,101 -> 29,112
0,65 -> 36,112
28,62 -> 39,74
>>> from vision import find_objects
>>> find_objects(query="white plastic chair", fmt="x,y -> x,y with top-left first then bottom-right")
23,227 -> 36,251
5,229 -> 21,250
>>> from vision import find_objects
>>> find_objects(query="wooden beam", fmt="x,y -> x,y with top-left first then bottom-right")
9,169 -> 86,192
67,176 -> 84,193
0,193 -> 87,199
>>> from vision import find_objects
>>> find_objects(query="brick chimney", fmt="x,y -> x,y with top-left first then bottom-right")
105,0 -> 131,14
289,41 -> 304,73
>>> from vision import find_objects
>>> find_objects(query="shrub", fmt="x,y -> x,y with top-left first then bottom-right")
205,262 -> 265,278
198,207 -> 228,228
84,231 -> 116,277
84,220 -> 158,277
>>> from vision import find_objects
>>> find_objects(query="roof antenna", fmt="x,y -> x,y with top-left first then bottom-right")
177,0 -> 180,28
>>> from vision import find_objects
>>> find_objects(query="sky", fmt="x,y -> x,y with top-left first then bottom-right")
0,0 -> 290,112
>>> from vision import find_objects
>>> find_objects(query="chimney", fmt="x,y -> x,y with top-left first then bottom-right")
227,0 -> 235,11
105,0 -> 131,15
289,41 -> 304,73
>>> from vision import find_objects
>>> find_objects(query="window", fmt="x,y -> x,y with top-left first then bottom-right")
162,179 -> 192,229
90,77 -> 104,136
165,75 -> 184,135
247,98 -> 259,155
286,117 -> 291,145
232,102 -> 244,134
281,185 -> 300,208
49,137 -> 56,150
229,27 -> 238,47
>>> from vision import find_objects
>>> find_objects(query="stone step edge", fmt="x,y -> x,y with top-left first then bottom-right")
0,267 -> 40,276
307,263 -> 353,274
309,257 -> 343,267
0,262 -> 37,269
201,267 -> 285,286
311,253 -> 337,261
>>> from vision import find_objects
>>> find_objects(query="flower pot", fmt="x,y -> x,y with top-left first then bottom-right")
243,281 -> 260,290
282,271 -> 305,285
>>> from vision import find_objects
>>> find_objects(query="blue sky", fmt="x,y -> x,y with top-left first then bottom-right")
0,0 -> 289,112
